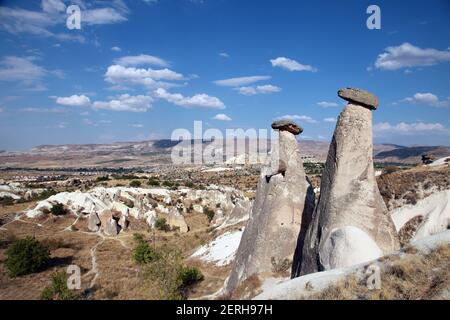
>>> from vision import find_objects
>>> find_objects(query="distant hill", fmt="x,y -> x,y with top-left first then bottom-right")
0,139 -> 449,168
374,146 -> 450,164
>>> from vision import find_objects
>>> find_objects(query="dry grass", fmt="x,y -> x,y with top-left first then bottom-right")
312,244 -> 450,300
218,274 -> 262,300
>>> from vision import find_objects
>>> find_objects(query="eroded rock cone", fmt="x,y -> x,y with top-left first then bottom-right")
225,120 -> 315,296
88,211 -> 101,232
296,88 -> 399,277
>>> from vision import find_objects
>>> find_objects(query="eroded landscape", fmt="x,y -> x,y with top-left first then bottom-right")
1,135 -> 449,300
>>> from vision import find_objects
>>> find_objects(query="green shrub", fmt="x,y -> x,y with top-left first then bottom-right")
133,235 -> 160,264
0,196 -> 15,206
179,266 -> 204,287
129,180 -> 142,188
50,203 -> 67,216
41,271 -> 78,300
96,176 -> 110,182
36,189 -> 57,201
148,178 -> 160,186
142,245 -> 203,300
162,180 -> 174,188
154,217 -> 171,232
184,181 -> 194,188
203,207 -> 215,222
5,237 -> 50,277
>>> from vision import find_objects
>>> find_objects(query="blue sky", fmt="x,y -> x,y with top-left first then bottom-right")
0,0 -> 449,151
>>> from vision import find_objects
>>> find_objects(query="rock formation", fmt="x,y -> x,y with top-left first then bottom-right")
167,208 -> 189,233
296,88 -> 399,276
88,211 -> 101,232
225,120 -> 315,294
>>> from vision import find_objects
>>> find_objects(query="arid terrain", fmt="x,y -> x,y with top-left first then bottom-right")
0,139 -> 449,300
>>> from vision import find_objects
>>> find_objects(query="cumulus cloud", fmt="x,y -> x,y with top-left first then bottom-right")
374,121 -> 447,135
111,46 -> 122,52
114,54 -> 169,67
213,113 -> 232,121
400,92 -> 449,107
270,57 -> 317,72
374,43 -> 450,70
219,52 -> 230,58
236,84 -> 281,96
317,101 -> 339,108
154,88 -> 225,109
276,114 -> 318,124
92,94 -> 153,112
56,94 -> 91,107
213,76 -> 271,87
324,117 -> 337,123
105,64 -> 184,89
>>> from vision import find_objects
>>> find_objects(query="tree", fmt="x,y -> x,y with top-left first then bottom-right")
6,237 -> 50,277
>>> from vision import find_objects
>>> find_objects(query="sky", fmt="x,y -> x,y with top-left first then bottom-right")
0,0 -> 449,151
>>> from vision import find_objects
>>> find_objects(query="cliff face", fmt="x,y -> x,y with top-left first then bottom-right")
225,126 -> 315,295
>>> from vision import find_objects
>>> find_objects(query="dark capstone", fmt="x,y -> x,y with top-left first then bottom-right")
271,120 -> 303,135
338,87 -> 378,110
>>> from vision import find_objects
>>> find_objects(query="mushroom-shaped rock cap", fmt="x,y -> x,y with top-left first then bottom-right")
338,87 -> 378,110
271,119 -> 303,135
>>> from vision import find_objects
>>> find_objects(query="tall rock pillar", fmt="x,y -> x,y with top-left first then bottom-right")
225,120 -> 315,295
298,88 -> 399,276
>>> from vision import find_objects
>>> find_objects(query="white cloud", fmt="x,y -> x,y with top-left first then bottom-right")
277,114 -> 318,124
105,65 -> 184,88
374,121 -> 447,135
19,107 -> 67,113
42,0 -> 66,14
0,56 -> 46,82
0,107 -> 4,113
213,113 -> 232,121
374,43 -> 450,70
55,94 -> 91,107
111,46 -> 122,52
93,94 -> 153,112
236,84 -> 281,96
324,117 -> 337,123
114,54 -> 169,67
131,124 -> 144,128
82,8 -> 127,25
0,56 -> 60,90
401,93 -> 449,107
270,57 -> 317,72
0,1 -> 127,42
317,101 -> 339,108
214,76 -> 271,87
154,88 -> 225,109
219,52 -> 230,58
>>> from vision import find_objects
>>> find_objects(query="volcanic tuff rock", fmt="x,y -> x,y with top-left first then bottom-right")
337,87 -> 378,110
271,119 -> 303,135
88,211 -> 101,232
296,89 -> 399,276
225,122 -> 315,294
